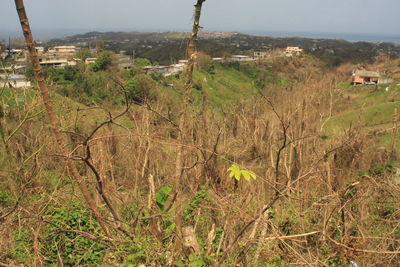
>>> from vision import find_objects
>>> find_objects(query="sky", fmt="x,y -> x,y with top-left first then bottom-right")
1,0 -> 400,40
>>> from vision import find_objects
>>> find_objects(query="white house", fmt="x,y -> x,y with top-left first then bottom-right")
35,47 -> 45,55
178,59 -> 189,65
231,55 -> 253,62
0,74 -> 31,88
284,47 -> 304,56
85,58 -> 97,64
254,51 -> 267,60
118,54 -> 134,69
50,46 -> 76,55
212,57 -> 224,63
143,66 -> 169,76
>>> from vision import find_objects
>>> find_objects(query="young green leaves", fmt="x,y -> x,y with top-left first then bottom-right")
228,164 -> 257,182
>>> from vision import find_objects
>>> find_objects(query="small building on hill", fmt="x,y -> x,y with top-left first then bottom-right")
0,74 -> 31,88
35,47 -> 45,55
212,57 -> 224,63
231,55 -> 253,62
85,58 -> 97,64
284,46 -> 304,56
143,65 -> 169,76
352,70 -> 380,85
167,64 -> 186,75
49,46 -> 76,55
254,51 -> 268,60
118,53 -> 134,70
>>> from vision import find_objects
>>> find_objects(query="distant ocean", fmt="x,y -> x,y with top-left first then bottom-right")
251,31 -> 400,43
1,28 -> 400,44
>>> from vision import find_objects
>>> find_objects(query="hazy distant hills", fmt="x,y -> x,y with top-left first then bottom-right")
43,31 -> 400,66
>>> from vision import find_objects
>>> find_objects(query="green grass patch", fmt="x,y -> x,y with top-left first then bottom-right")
377,132 -> 400,152
340,82 -> 400,109
191,64 -> 260,106
323,101 -> 400,135
0,88 -> 36,108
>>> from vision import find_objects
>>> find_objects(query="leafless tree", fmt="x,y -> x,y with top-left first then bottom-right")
14,0 -> 112,237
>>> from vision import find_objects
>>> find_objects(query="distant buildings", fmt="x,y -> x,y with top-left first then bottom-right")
212,57 -> 224,63
118,51 -> 134,69
178,59 -> 189,65
167,63 -> 186,75
1,65 -> 27,73
143,65 -> 169,76
48,46 -> 76,55
284,46 -> 304,56
35,47 -> 45,55
0,74 -> 31,88
39,57 -> 76,68
352,70 -> 394,85
85,58 -> 97,64
35,45 -> 78,68
142,59 -> 188,77
3,49 -> 28,62
231,55 -> 253,62
254,51 -> 268,60
352,70 -> 380,85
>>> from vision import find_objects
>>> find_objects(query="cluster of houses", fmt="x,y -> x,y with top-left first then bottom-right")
36,46 -> 77,68
139,46 -> 305,77
0,45 -> 135,88
142,59 -> 189,77
2,42 -> 395,88
1,45 -> 134,70
230,46 -> 305,62
0,74 -> 31,88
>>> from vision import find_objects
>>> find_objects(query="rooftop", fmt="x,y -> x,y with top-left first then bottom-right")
354,70 -> 380,77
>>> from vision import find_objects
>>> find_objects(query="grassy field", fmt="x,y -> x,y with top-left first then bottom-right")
322,81 -> 400,152
191,64 -> 260,106
324,82 -> 400,131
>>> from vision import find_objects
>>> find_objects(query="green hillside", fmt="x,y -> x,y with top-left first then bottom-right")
322,82 -> 400,153
324,83 -> 400,133
191,64 -> 260,105
161,62 -> 283,108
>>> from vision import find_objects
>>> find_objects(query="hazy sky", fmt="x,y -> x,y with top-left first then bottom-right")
1,0 -> 399,38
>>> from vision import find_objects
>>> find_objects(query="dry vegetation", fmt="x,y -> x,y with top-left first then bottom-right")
1,1 -> 400,266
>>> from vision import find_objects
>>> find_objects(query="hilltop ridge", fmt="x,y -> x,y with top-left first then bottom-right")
40,31 -> 400,66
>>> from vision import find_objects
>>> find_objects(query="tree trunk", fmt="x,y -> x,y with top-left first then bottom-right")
172,0 -> 206,255
174,0 -> 206,193
14,0 -> 112,238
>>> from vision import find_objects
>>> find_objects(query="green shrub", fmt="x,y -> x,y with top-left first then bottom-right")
183,190 -> 208,224
126,74 -> 157,103
193,82 -> 203,91
41,202 -> 108,266
12,229 -> 33,265
92,52 -> 113,72
134,58 -> 152,67
0,190 -> 14,208
156,185 -> 172,211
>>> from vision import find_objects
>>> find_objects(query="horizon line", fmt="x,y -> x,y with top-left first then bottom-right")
1,28 -> 400,44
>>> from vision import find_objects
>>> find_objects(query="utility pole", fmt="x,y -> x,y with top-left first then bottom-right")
8,36 -> 11,57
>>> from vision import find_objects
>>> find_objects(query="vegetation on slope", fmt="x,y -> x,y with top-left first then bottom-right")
1,51 -> 400,266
